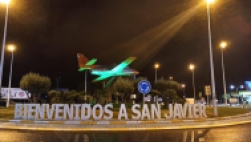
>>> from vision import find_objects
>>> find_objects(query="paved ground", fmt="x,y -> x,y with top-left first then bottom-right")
1,115 -> 251,142
1,105 -> 251,141
1,123 -> 251,142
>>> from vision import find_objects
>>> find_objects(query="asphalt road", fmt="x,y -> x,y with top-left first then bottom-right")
1,124 -> 251,142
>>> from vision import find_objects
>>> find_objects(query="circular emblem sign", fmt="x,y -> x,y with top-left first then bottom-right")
19,92 -> 25,97
138,80 -> 151,95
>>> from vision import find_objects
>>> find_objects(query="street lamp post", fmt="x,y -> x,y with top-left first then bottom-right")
154,63 -> 159,82
206,0 -> 218,116
0,0 -> 10,97
220,41 -> 227,105
182,84 -> 186,99
154,63 -> 159,105
84,70 -> 88,102
85,70 -> 87,93
189,64 -> 196,101
6,44 -> 15,108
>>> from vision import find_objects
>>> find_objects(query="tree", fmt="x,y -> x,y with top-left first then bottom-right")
154,78 -> 182,108
165,79 -> 182,103
112,77 -> 134,103
64,90 -> 79,103
154,78 -> 169,93
48,90 -> 62,103
20,72 -> 51,102
154,78 -> 169,105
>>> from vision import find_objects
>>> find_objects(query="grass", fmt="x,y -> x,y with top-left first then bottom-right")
0,105 -> 249,120
206,106 -> 249,117
0,106 -> 15,120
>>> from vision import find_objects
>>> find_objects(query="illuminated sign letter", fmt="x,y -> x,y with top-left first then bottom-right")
63,104 -> 74,120
14,104 -> 23,119
81,104 -> 91,120
150,104 -> 161,120
35,104 -> 46,120
131,104 -> 141,120
104,104 -> 113,120
74,104 -> 81,120
55,104 -> 64,120
46,104 -> 55,120
118,104 -> 128,120
93,104 -> 103,120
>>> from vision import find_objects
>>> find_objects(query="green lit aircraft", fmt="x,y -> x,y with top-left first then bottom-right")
77,53 -> 138,82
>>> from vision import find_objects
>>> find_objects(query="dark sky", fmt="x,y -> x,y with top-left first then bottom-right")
0,0 -> 250,98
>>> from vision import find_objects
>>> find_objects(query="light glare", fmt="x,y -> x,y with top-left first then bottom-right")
0,0 -> 10,4
189,64 -> 195,70
7,44 -> 15,52
230,85 -> 235,89
154,63 -> 159,69
206,0 -> 215,4
220,41 -> 227,49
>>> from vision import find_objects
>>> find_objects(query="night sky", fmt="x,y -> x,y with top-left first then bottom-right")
0,0 -> 250,98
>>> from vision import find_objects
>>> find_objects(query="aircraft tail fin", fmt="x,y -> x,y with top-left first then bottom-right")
77,53 -> 98,71
77,53 -> 89,68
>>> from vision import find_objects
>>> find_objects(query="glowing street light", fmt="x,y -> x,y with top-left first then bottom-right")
7,44 -> 15,51
220,41 -> 227,49
220,41 -> 228,105
189,64 -> 194,70
0,0 -> 11,98
206,0 -> 218,116
6,44 -> 15,108
154,63 -> 159,82
169,76 -> 173,80
189,64 -> 196,101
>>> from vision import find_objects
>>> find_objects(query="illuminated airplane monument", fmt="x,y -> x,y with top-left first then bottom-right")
77,53 -> 139,83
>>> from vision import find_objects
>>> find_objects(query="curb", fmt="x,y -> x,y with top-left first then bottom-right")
1,112 -> 251,131
4,112 -> 251,125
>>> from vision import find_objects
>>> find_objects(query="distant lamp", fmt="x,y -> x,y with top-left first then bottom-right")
230,85 -> 235,89
154,64 -> 159,69
189,64 -> 195,70
240,85 -> 244,89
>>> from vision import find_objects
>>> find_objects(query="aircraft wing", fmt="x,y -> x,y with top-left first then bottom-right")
111,57 -> 136,73
85,59 -> 97,65
78,68 -> 85,72
93,75 -> 112,82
